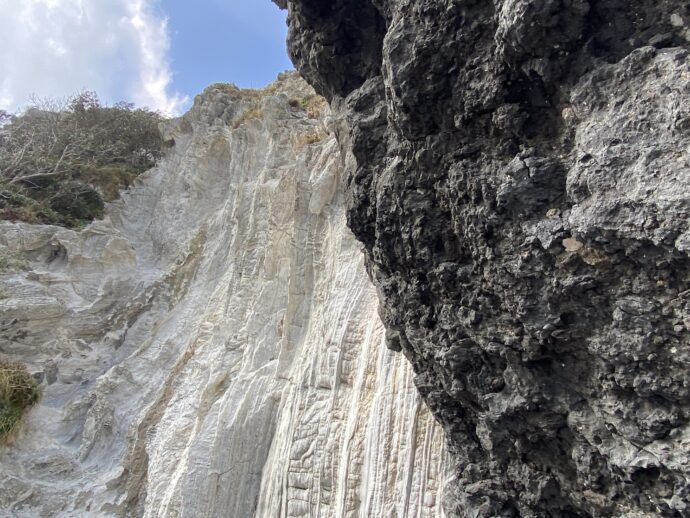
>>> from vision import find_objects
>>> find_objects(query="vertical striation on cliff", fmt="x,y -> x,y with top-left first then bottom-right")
278,1 -> 690,516
0,74 -> 448,517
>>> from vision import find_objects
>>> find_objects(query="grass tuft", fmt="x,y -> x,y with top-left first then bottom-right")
288,95 -> 327,119
210,83 -> 263,99
294,130 -> 328,151
232,105 -> 264,129
0,360 -> 41,443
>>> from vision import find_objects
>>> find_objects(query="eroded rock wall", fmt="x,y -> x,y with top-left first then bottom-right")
0,75 -> 448,517
278,1 -> 690,516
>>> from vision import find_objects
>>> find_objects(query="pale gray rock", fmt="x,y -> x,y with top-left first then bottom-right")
0,74 -> 449,517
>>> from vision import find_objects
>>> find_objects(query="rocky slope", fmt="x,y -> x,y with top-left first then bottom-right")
277,1 -> 690,516
0,74 -> 449,517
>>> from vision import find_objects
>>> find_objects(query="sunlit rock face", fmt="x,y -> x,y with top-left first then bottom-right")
278,1 -> 690,516
0,73 -> 448,517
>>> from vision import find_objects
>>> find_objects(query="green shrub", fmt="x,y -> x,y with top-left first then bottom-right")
0,360 -> 41,443
0,178 -> 103,228
48,181 -> 104,222
0,91 -> 163,228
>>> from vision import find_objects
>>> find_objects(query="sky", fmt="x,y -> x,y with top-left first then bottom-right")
0,0 -> 292,116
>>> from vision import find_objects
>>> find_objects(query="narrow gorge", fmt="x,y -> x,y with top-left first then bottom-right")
1,1 -> 689,517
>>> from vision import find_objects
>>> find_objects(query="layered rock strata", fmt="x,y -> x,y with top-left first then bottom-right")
0,74 -> 448,517
278,1 -> 690,516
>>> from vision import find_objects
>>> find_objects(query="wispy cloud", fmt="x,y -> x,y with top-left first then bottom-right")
0,0 -> 188,115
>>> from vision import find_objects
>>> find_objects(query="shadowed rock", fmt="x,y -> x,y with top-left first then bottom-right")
280,1 -> 690,516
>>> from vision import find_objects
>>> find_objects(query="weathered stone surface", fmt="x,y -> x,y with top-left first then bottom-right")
0,75 -> 448,517
279,1 -> 690,516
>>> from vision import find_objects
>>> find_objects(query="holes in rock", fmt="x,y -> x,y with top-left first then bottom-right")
499,500 -> 520,517
630,466 -> 661,486
560,312 -> 577,327
525,356 -> 555,374
25,242 -> 68,269
559,510 -> 591,518
47,245 -> 66,264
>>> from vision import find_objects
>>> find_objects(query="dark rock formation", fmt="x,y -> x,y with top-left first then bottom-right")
276,1 -> 690,516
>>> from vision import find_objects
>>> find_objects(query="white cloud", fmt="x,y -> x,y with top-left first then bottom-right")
0,0 -> 188,115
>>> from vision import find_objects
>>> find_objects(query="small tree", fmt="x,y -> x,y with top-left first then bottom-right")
0,91 -> 164,227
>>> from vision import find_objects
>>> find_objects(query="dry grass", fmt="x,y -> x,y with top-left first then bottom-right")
210,83 -> 263,99
209,83 -> 240,95
294,130 -> 328,151
232,105 -> 264,129
288,95 -> 327,119
0,360 -> 41,443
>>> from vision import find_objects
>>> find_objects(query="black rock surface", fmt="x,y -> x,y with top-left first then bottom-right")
277,1 -> 690,516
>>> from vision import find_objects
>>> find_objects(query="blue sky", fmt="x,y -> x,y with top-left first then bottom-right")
163,0 -> 292,95
161,0 -> 292,99
0,0 -> 292,115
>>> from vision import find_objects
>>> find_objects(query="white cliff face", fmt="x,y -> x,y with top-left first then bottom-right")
0,74 -> 448,518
